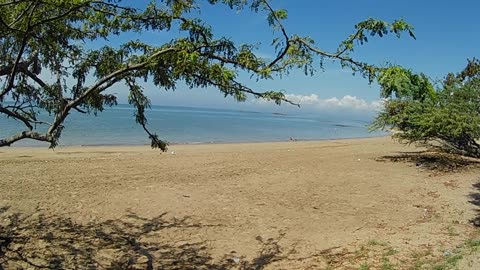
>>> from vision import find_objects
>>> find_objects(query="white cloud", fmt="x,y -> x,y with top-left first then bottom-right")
283,94 -> 384,112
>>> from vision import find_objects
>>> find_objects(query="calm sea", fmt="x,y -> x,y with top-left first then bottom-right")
0,104 -> 385,147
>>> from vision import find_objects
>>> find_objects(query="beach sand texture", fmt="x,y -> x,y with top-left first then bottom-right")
1,137 -> 480,269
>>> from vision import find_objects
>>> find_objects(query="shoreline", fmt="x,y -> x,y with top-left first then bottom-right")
2,134 -> 479,269
1,134 -> 391,149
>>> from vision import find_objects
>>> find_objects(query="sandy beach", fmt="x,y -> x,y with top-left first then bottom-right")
1,137 -> 480,269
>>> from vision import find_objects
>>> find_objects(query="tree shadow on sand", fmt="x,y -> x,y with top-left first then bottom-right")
376,150 -> 480,172
0,206 -> 286,270
468,182 -> 480,227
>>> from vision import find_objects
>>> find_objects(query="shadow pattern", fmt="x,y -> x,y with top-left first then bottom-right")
469,182 -> 480,227
0,208 -> 285,270
376,151 -> 480,172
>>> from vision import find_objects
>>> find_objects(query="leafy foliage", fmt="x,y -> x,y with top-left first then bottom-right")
0,0 -> 414,150
377,66 -> 435,101
372,59 -> 480,158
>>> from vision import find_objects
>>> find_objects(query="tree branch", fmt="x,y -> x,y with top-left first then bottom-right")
0,60 -> 32,76
334,27 -> 365,57
261,0 -> 291,69
23,69 -> 48,88
0,106 -> 33,130
190,73 -> 299,106
72,106 -> 87,114
293,37 -> 372,71
0,0 -> 37,99
0,131 -> 52,147
47,47 -> 178,135
140,121 -> 168,151
0,0 -> 27,8
0,0 -> 32,34
30,2 -> 89,28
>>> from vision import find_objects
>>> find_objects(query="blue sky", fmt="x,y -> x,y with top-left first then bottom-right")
114,0 -> 479,115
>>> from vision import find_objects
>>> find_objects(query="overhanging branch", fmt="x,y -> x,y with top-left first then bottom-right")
0,131 -> 52,147
47,47 -> 178,135
0,0 -> 37,99
0,106 -> 33,130
261,0 -> 291,69
190,73 -> 299,107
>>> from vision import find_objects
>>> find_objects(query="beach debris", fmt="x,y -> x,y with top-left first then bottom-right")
422,208 -> 429,219
182,194 -> 190,198
232,257 -> 241,263
171,151 -> 176,155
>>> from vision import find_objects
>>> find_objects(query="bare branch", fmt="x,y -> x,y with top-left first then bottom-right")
0,106 -> 33,130
72,106 -> 87,114
0,131 -> 52,147
23,69 -> 48,88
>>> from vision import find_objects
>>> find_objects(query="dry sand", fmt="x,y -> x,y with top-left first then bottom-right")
1,137 -> 480,269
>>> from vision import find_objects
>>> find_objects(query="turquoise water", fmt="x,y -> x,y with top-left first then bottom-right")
0,105 -> 385,147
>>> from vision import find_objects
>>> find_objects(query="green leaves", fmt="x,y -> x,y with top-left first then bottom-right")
391,19 -> 416,39
267,9 -> 288,27
372,61 -> 480,158
166,0 -> 195,17
0,0 -> 416,149
337,18 -> 415,55
378,66 -> 435,101
354,18 -> 414,39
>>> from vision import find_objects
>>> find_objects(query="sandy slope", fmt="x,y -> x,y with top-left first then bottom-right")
1,137 -> 480,269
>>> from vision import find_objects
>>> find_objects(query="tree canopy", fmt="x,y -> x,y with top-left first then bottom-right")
372,59 -> 480,158
0,0 -> 415,150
